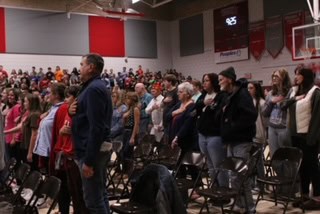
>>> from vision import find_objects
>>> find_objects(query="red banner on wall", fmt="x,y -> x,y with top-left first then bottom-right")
249,22 -> 265,61
284,11 -> 304,53
266,16 -> 284,59
89,16 -> 124,57
0,8 -> 6,53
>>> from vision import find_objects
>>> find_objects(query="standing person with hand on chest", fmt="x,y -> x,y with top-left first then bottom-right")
218,67 -> 257,213
69,53 -> 113,214
281,67 -> 320,209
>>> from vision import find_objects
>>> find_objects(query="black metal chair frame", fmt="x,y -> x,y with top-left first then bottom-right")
26,176 -> 61,214
152,144 -> 181,175
112,142 -> 154,202
173,151 -> 206,207
255,147 -> 304,214
106,140 -> 123,192
110,164 -> 160,214
0,163 -> 31,199
197,157 -> 250,214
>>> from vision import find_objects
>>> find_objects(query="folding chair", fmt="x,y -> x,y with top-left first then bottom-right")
110,166 -> 160,214
248,143 -> 263,176
0,170 -> 41,205
197,157 -> 249,214
0,163 -> 31,198
255,147 -> 303,214
173,151 -> 206,207
106,141 -> 123,191
27,176 -> 61,214
12,171 -> 42,204
153,144 -> 181,173
0,157 -> 17,194
7,171 -> 42,213
112,142 -> 153,202
8,163 -> 31,186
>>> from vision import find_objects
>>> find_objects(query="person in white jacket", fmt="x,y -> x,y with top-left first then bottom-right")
145,83 -> 164,143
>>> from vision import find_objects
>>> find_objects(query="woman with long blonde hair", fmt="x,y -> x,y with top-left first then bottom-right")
262,68 -> 292,156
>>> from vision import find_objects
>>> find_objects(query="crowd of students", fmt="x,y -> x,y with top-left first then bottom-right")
0,60 -> 319,213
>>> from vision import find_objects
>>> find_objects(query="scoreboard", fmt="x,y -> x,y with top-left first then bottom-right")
214,1 -> 249,55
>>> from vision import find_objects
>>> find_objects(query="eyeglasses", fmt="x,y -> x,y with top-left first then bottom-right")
272,75 -> 281,79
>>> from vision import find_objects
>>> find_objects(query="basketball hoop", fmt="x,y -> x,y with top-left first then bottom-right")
299,48 -> 316,60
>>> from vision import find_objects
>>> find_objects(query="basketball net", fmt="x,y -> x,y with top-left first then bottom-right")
300,48 -> 316,60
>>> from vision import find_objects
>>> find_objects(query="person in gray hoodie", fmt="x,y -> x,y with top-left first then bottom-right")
262,68 -> 292,157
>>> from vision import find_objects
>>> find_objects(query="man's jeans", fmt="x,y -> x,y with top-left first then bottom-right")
77,151 -> 111,214
227,143 -> 255,213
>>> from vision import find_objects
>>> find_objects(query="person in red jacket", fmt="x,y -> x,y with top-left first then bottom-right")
51,86 -> 88,214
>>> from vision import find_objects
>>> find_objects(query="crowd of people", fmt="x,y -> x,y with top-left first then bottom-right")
0,56 -> 320,213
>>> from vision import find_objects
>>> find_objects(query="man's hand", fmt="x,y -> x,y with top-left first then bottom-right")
69,99 -> 78,116
82,163 -> 94,178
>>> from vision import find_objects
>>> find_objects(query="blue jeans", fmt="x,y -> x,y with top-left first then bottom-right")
268,127 -> 291,157
198,134 -> 226,180
227,143 -> 255,213
78,151 -> 111,214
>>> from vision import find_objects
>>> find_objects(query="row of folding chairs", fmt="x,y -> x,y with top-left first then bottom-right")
0,158 -> 61,214
256,147 -> 304,214
108,139 -> 304,214
107,135 -> 211,214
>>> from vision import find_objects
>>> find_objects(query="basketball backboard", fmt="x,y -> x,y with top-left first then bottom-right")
292,22 -> 320,60
292,0 -> 320,60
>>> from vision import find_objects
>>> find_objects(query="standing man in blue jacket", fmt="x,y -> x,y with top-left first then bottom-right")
69,53 -> 112,213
